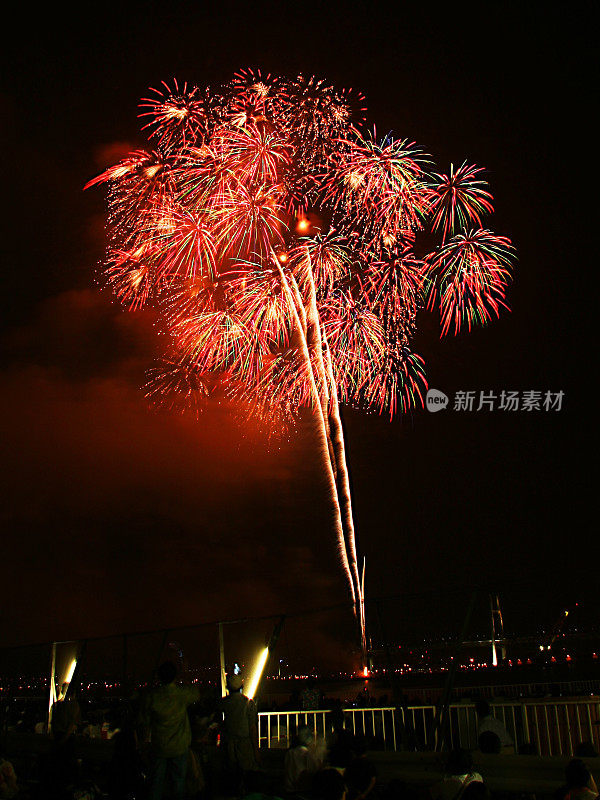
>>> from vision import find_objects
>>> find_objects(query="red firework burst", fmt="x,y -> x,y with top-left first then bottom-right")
87,69 -> 516,658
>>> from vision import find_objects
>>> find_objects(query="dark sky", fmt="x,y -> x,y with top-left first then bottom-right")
1,2 -> 594,666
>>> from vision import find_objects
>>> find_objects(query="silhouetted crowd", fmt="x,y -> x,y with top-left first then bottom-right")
1,666 -> 599,800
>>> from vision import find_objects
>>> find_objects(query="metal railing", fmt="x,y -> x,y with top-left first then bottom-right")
416,679 -> 600,705
258,698 -> 600,756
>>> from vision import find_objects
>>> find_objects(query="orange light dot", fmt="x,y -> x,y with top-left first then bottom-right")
278,253 -> 288,263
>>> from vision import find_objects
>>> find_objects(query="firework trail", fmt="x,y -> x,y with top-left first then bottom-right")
87,70 -> 516,665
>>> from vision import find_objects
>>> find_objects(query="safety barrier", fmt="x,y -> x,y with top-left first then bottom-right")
258,698 -> 600,756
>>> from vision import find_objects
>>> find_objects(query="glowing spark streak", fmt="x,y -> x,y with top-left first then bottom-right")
273,253 -> 355,600
294,246 -> 365,658
322,323 -> 364,637
289,251 -> 338,485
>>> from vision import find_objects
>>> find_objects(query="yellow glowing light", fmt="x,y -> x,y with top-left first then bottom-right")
112,165 -> 135,179
332,104 -> 349,122
297,218 -> 309,233
251,82 -> 269,98
130,268 -> 146,288
64,658 -> 77,685
157,217 -> 177,233
246,647 -> 269,700
231,112 -> 249,127
346,171 -> 363,189
278,252 -> 288,263
164,104 -> 188,120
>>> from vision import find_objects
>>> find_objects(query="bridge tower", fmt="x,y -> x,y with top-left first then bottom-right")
490,592 -> 506,665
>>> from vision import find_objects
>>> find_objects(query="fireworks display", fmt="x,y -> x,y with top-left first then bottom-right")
87,70 -> 515,661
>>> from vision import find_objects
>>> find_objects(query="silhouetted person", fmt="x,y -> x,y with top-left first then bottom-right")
285,725 -> 321,793
191,694 -> 220,799
328,703 -> 355,770
138,660 -> 200,800
42,684 -> 81,797
556,759 -> 599,800
461,783 -> 491,800
313,769 -> 347,800
0,751 -> 18,799
478,731 -> 501,754
108,702 -> 145,800
430,749 -> 482,800
344,736 -> 376,800
218,673 -> 260,793
475,700 -> 513,753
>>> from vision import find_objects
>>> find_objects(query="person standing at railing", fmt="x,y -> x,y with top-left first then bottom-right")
475,700 -> 514,754
138,660 -> 201,800
219,672 -> 260,793
328,703 -> 356,771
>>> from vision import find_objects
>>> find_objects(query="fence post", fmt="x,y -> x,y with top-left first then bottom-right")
433,592 -> 477,751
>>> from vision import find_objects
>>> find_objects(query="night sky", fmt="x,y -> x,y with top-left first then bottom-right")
1,3 -> 594,664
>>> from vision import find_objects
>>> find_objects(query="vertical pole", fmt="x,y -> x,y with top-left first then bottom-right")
490,593 -> 506,662
219,623 -> 227,698
433,592 -> 477,751
153,630 -> 170,682
375,598 -> 416,750
122,634 -> 128,688
490,593 -> 498,667
361,558 -> 368,670
48,642 -> 57,734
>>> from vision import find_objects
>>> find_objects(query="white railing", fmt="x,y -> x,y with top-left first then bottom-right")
417,679 -> 600,705
258,698 -> 600,756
